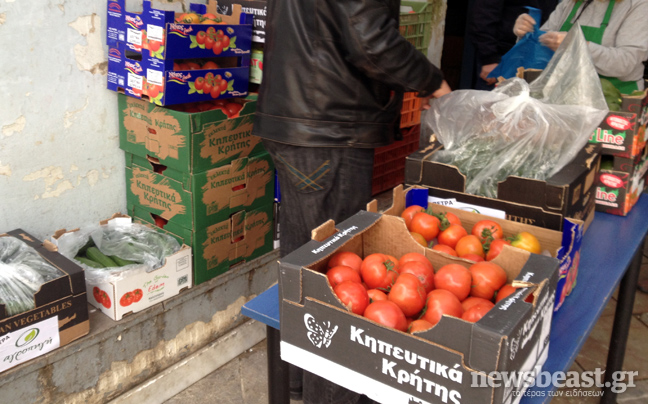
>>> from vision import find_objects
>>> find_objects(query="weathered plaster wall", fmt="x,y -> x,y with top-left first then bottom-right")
0,1 -> 184,240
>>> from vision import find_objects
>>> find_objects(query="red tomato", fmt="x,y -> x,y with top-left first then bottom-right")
205,35 -> 215,49
437,224 -> 468,249
221,35 -> 231,48
334,281 -> 370,315
410,212 -> 440,242
408,319 -> 434,334
219,79 -> 229,93
363,301 -> 408,331
225,102 -> 242,117
410,232 -> 428,247
469,261 -> 508,300
120,292 -> 134,307
196,31 -> 207,45
132,288 -> 143,303
496,284 -> 534,303
367,289 -> 388,303
327,251 -> 363,273
455,235 -> 485,258
400,205 -> 425,229
360,253 -> 398,291
495,284 -> 517,303
202,60 -> 220,70
185,61 -> 201,70
421,289 -> 464,326
461,253 -> 484,262
398,252 -> 433,273
326,265 -> 361,288
434,211 -> 462,228
194,77 -> 205,91
399,260 -> 435,293
434,264 -> 472,301
461,297 -> 495,311
100,291 -> 111,309
462,303 -> 493,323
92,287 -> 102,303
509,232 -> 542,254
486,238 -> 511,261
471,220 -> 504,244
432,244 -> 458,257
212,39 -> 224,55
388,273 -> 427,317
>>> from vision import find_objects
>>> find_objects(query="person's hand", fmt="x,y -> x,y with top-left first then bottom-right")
479,63 -> 498,85
420,80 -> 452,110
513,13 -> 536,38
539,31 -> 567,51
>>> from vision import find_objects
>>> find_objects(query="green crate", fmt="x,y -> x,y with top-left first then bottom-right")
400,1 -> 434,56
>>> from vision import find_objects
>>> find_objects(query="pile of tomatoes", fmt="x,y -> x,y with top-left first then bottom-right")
326,250 -> 531,334
401,205 -> 542,261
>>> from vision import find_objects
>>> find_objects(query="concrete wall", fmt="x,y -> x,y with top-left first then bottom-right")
0,0 -> 183,240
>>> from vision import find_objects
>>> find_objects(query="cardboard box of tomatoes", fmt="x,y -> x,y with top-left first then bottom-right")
404,143 -> 601,232
278,208 -> 560,404
0,230 -> 89,374
50,215 -> 193,321
106,0 -> 252,105
369,185 -> 583,311
118,93 -> 263,174
595,150 -> 648,216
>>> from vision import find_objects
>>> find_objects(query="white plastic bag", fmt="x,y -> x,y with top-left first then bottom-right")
423,25 -> 608,198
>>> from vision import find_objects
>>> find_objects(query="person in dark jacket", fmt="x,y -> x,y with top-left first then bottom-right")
469,0 -> 558,89
252,0 -> 449,403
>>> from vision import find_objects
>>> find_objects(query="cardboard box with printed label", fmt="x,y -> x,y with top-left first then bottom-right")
217,0 -> 267,44
51,215 -> 193,321
279,209 -> 559,404
405,143 -> 601,232
589,88 -> 648,160
125,150 -> 274,231
118,93 -> 263,174
595,151 -> 648,216
132,203 -> 274,285
369,185 -> 583,311
0,230 -> 90,373
106,0 -> 252,105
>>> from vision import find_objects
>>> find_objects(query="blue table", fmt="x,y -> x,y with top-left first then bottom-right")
242,195 -> 648,404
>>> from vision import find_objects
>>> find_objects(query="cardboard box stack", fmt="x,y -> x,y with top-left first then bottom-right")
589,86 -> 648,216
108,0 -> 275,285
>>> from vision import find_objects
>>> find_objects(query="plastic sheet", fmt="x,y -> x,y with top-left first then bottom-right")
0,237 -> 63,316
424,25 -> 608,198
55,221 -> 180,284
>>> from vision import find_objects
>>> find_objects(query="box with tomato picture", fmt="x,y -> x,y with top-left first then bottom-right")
50,215 -> 193,321
124,150 -> 275,231
118,93 -> 263,174
131,202 -> 274,285
588,86 -> 648,160
405,143 -> 602,233
595,151 -> 648,216
106,0 -> 252,106
370,185 -> 584,311
0,230 -> 89,374
278,206 -> 559,404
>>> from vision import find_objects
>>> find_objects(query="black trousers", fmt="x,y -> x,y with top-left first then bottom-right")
262,139 -> 378,404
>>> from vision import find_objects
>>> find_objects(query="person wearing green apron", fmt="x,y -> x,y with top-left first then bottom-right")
513,0 -> 648,94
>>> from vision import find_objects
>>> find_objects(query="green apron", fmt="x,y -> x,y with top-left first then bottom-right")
560,0 -> 639,94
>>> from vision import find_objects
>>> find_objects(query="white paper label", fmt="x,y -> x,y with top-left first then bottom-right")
147,69 -> 164,87
428,196 -> 507,219
128,73 -> 143,90
0,316 -> 60,372
127,28 -> 142,46
147,24 -> 164,42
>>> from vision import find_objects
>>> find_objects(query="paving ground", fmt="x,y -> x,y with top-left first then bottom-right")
164,240 -> 648,404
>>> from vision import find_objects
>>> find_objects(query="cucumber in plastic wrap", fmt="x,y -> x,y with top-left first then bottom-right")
0,237 -> 62,316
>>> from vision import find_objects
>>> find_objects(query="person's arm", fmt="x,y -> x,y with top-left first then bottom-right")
469,0 -> 506,65
334,0 -> 444,97
587,1 -> 648,79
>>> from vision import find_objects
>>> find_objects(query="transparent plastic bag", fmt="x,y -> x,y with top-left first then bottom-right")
424,25 -> 608,198
0,237 -> 63,316
54,220 -> 180,284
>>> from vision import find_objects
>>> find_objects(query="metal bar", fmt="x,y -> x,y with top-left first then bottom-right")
600,237 -> 645,403
267,325 -> 290,404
